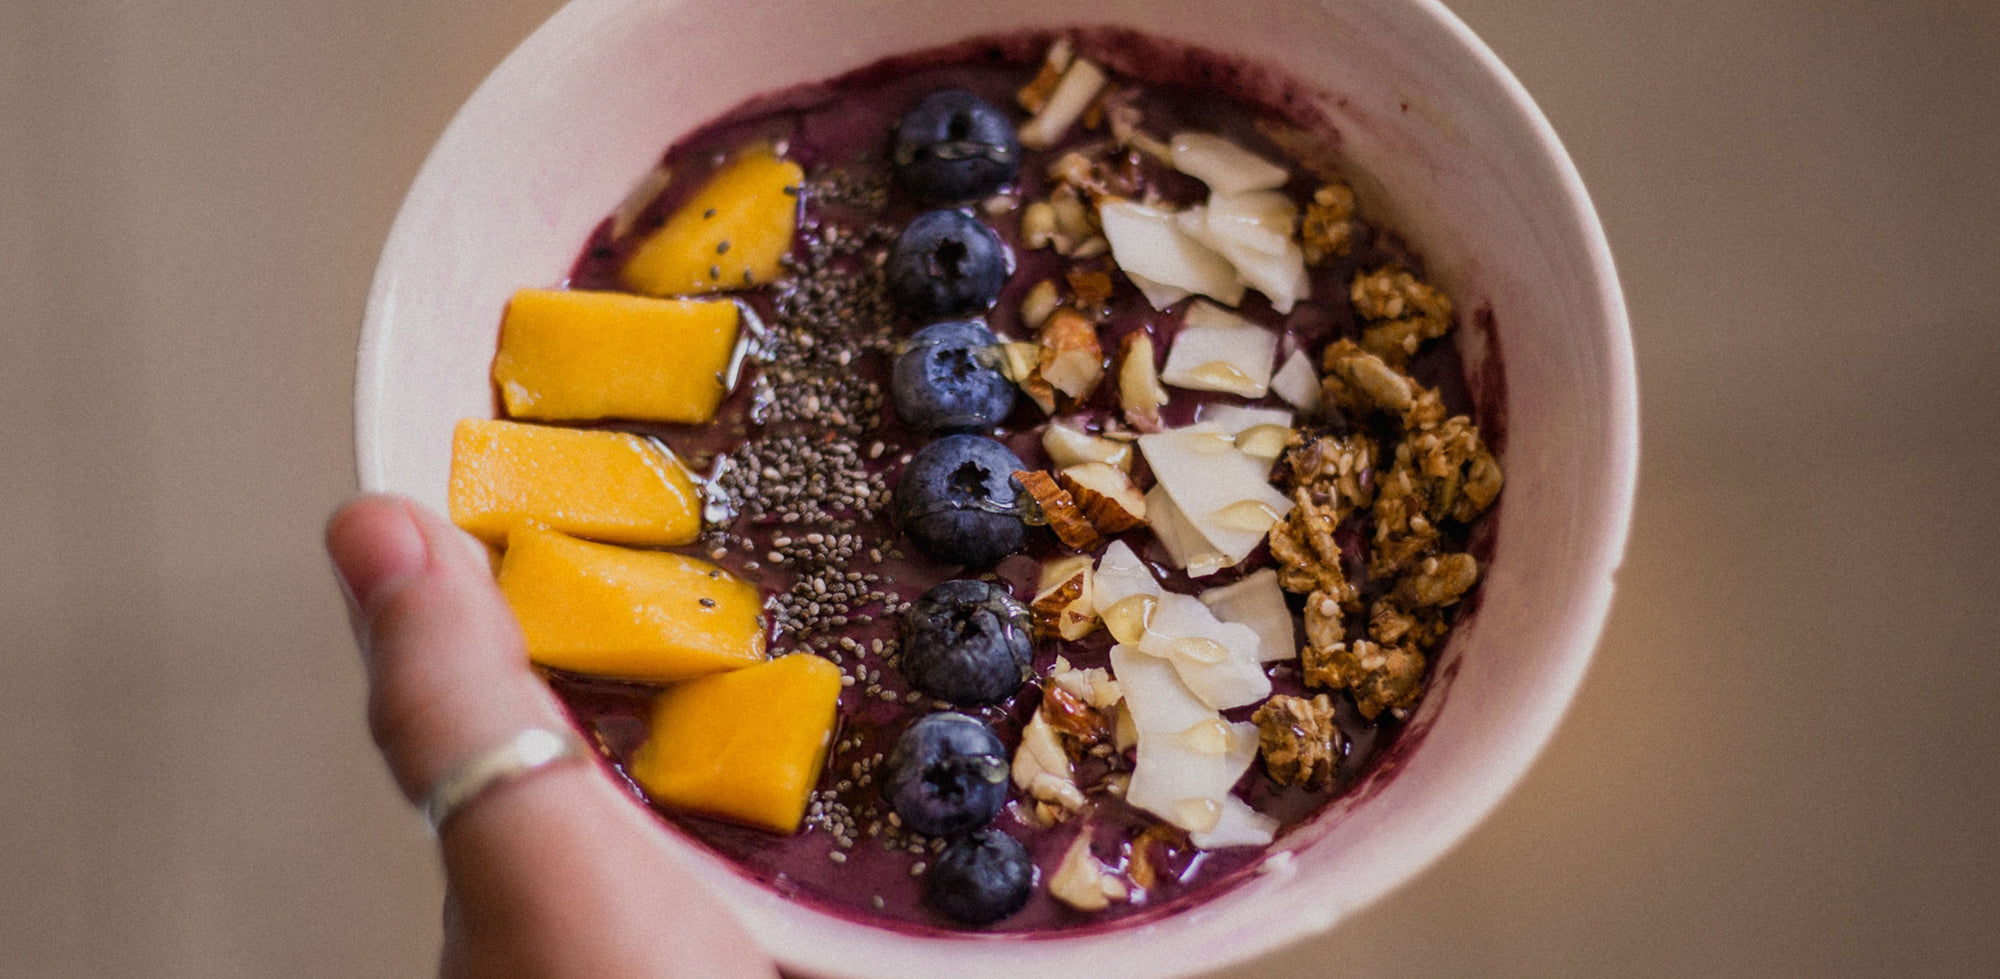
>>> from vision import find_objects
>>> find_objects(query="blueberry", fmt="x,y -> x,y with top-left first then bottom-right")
927,828 -> 1035,926
883,712 -> 1010,837
893,89 -> 1021,204
886,209 -> 1010,319
901,579 -> 1033,705
891,321 -> 1016,433
892,434 -> 1027,567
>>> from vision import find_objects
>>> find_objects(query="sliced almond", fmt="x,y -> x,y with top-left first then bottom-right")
1014,469 -> 1101,550
1057,462 -> 1147,532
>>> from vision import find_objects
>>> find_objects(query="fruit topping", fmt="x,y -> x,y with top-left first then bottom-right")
1167,132 -> 1290,195
884,712 -> 1011,836
1269,348 -> 1323,413
893,89 -> 1022,204
492,289 -> 741,424
885,208 -> 1010,318
448,418 -> 702,547
1137,422 -> 1295,568
1161,301 -> 1279,397
498,525 -> 766,682
1197,570 -> 1297,664
900,579 -> 1034,705
1098,198 -> 1244,309
926,828 -> 1035,926
890,320 -> 1016,433
891,434 -> 1028,566
628,654 -> 841,834
622,147 -> 802,297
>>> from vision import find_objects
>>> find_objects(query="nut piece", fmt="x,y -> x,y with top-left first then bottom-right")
1057,463 -> 1147,532
1032,556 -> 1098,641
1118,331 -> 1169,431
1048,829 -> 1129,912
1252,694 -> 1340,788
1015,469 -> 1101,550
1038,308 -> 1105,401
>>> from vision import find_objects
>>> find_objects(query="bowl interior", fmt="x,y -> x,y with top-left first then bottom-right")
358,1 -> 1635,976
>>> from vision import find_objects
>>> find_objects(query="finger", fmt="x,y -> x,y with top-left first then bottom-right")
326,494 -> 573,801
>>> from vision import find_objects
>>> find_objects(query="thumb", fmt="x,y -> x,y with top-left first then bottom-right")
326,493 -> 574,804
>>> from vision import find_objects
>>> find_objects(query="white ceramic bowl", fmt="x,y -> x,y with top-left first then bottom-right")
358,1 -> 1636,976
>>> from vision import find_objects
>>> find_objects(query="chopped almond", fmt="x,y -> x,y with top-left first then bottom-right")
1118,332 -> 1169,431
1032,556 -> 1098,641
1037,308 -> 1105,401
1057,463 -> 1147,532
1066,268 -> 1115,310
1015,469 -> 1102,550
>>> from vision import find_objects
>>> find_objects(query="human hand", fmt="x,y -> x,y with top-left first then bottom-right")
327,494 -> 779,979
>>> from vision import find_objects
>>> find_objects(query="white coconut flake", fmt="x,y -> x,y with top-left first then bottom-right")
1199,569 -> 1297,662
1160,303 -> 1277,397
1196,403 -> 1292,436
1271,348 -> 1322,412
1099,200 -> 1245,308
1169,132 -> 1290,195
1189,794 -> 1281,849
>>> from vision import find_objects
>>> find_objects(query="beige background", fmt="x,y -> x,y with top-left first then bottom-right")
3,0 -> 1997,975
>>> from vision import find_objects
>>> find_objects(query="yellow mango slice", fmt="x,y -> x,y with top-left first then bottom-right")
493,289 -> 741,424
630,654 -> 842,833
498,525 -> 766,682
622,148 -> 803,296
448,418 -> 701,546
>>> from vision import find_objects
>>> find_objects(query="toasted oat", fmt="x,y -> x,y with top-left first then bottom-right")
1252,694 -> 1339,788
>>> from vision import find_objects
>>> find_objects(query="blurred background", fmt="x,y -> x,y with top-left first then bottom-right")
2,0 -> 1996,975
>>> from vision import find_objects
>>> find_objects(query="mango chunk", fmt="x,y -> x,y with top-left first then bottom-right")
493,289 -> 740,424
622,148 -> 803,296
448,418 -> 701,546
630,654 -> 842,833
498,524 -> 767,682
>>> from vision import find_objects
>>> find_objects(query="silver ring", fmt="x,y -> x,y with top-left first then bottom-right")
420,727 -> 589,835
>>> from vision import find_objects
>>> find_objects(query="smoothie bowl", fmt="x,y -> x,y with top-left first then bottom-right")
357,1 -> 1635,976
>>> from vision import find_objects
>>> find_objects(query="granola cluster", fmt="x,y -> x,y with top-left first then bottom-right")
1251,694 -> 1340,788
1267,270 -> 1503,722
